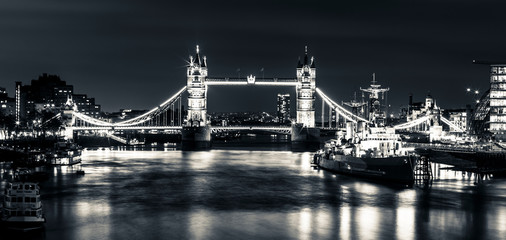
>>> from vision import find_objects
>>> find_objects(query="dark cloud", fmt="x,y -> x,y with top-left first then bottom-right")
0,0 -> 505,113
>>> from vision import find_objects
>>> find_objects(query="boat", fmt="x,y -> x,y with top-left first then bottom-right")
12,168 -> 50,183
129,138 -> 145,145
47,140 -> 82,165
1,180 -> 46,231
313,75 -> 417,186
163,142 -> 177,147
314,127 -> 417,185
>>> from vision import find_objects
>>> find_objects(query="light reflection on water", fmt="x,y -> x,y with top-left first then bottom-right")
0,149 -> 505,239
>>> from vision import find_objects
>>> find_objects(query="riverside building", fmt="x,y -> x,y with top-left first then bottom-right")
489,63 -> 506,138
15,73 -> 101,126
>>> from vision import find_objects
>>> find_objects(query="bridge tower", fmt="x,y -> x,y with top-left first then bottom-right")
186,45 -> 208,126
182,45 -> 211,149
62,96 -> 77,140
292,47 -> 320,148
295,46 -> 316,127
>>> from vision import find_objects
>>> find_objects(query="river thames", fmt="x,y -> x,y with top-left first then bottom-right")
2,145 -> 506,239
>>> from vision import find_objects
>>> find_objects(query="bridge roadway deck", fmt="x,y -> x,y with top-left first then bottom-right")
73,126 -> 339,133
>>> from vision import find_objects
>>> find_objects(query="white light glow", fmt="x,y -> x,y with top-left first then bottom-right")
396,207 -> 415,240
340,206 -> 351,239
299,208 -> 312,240
357,207 -> 380,239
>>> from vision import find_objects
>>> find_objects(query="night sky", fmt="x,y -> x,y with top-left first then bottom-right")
1,0 -> 506,114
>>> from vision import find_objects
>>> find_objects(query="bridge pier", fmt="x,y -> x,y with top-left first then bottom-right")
181,125 -> 211,150
291,124 -> 320,151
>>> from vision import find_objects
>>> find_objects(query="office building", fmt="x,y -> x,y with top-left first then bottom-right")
15,73 -> 101,125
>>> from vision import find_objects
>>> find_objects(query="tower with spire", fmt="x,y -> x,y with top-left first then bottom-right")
186,45 -> 208,126
62,95 -> 77,140
295,46 -> 316,127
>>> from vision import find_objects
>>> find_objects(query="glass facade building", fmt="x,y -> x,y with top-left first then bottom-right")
489,64 -> 506,136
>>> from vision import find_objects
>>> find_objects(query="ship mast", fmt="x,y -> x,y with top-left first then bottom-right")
360,73 -> 389,126
343,92 -> 367,119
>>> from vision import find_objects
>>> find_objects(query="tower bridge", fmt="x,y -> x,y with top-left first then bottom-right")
59,45 -> 464,148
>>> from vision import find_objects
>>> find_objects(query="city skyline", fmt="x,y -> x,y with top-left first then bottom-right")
1,1 -> 506,112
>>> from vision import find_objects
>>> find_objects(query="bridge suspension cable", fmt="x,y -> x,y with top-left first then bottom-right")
72,86 -> 187,128
315,88 -> 369,123
392,115 -> 431,130
440,116 -> 465,133
73,111 -> 113,126
392,114 -> 465,133
114,86 -> 187,126
36,112 -> 62,127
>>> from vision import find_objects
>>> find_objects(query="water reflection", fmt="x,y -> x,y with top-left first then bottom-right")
396,207 -> 415,240
0,149 -> 505,239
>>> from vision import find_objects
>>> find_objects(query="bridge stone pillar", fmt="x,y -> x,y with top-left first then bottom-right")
292,47 -> 319,150
182,45 -> 211,149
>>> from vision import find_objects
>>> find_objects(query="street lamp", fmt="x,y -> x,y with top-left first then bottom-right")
466,88 -> 480,105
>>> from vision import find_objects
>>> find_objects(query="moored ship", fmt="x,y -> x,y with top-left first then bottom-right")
1,181 -> 46,231
47,140 -> 82,165
314,127 -> 417,185
313,74 -> 417,186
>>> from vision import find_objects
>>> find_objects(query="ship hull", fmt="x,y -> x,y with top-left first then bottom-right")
315,154 -> 416,186
49,156 -> 82,166
0,218 -> 45,232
